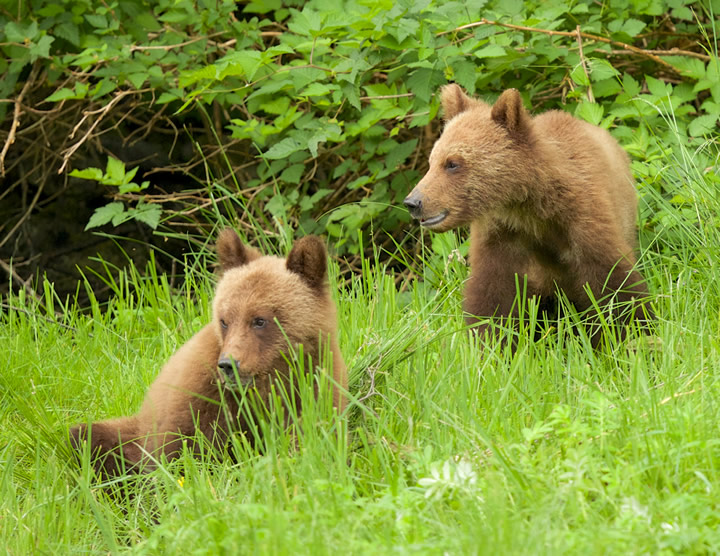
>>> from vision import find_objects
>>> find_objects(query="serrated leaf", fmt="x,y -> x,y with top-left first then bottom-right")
688,114 -> 718,137
5,21 -> 38,43
621,18 -> 646,37
575,101 -> 604,125
393,18 -> 420,43
450,59 -> 477,95
385,139 -> 418,170
474,44 -> 506,58
264,137 -> 305,159
407,67 -> 444,103
85,14 -> 108,28
588,59 -> 619,82
280,163 -> 305,184
29,35 -> 54,60
622,73 -> 641,97
85,202 -> 125,230
132,204 -> 162,229
302,83 -> 332,97
54,22 -> 80,46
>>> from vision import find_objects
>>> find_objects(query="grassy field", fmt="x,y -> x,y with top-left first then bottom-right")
2,135 -> 720,554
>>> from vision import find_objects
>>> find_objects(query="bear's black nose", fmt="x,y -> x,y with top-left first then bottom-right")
218,357 -> 239,377
403,195 -> 423,218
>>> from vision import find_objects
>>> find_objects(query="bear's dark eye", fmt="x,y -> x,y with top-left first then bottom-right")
220,319 -> 228,330
445,159 -> 460,172
251,317 -> 267,329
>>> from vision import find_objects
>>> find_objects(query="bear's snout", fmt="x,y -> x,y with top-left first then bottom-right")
217,356 -> 253,386
403,193 -> 423,219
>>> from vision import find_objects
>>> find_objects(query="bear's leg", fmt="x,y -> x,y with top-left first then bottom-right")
464,240 -> 539,339
568,257 -> 653,346
69,418 -> 144,477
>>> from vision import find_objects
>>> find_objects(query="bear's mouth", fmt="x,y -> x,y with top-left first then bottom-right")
420,211 -> 449,228
219,372 -> 254,389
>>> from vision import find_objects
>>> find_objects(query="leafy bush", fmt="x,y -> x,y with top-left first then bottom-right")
1,0 -> 718,260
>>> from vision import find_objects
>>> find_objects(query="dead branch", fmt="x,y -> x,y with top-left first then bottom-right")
439,18 -> 686,73
58,88 -> 152,174
0,63 -> 39,177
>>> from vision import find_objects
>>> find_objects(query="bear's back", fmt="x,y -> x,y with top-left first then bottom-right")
533,110 -> 638,247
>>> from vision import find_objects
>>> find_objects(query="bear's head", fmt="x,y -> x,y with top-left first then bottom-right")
404,85 -> 536,232
212,229 -> 334,392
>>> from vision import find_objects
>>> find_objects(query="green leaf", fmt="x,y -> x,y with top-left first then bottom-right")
156,92 -> 179,104
570,64 -> 590,86
29,35 -> 54,60
85,202 -> 125,230
132,203 -> 162,229
688,114 -> 718,137
85,14 -> 108,28
407,67 -> 444,103
575,101 -> 604,125
264,137 -> 305,160
45,88 -> 77,102
474,44 -> 506,58
105,157 -> 125,184
128,72 -> 148,89
70,167 -> 103,181
5,21 -> 38,43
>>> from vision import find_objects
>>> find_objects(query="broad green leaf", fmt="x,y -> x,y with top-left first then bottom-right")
570,64 -> 590,87
5,21 -> 38,42
688,114 -> 718,137
474,44 -> 506,58
29,35 -> 54,60
85,202 -> 125,230
575,101 -> 604,125
264,137 -> 305,160
132,204 -> 162,229
45,88 -> 77,102
70,167 -> 103,181
105,157 -> 125,184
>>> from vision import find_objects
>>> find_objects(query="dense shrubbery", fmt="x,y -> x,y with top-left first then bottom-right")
1,0 -> 718,263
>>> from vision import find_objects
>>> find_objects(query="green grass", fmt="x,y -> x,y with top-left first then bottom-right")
3,137 -> 720,554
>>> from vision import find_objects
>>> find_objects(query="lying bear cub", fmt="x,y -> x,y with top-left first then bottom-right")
69,229 -> 347,476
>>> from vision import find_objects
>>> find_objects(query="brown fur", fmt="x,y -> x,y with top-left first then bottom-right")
404,85 -> 652,344
69,231 -> 347,476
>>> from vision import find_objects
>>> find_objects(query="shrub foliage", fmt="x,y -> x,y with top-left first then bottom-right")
1,0 -> 718,259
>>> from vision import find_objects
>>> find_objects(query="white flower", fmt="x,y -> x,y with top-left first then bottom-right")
418,456 -> 479,500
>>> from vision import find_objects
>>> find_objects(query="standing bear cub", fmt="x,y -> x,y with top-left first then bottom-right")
404,85 -> 651,344
69,229 -> 347,476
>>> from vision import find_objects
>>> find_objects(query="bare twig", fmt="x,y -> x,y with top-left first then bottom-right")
129,31 -> 226,52
439,18 -> 683,73
575,25 -> 594,103
58,88 -> 152,174
0,63 -> 39,177
0,180 -> 44,251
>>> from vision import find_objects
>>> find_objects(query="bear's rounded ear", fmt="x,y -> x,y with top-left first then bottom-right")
286,236 -> 327,291
441,84 -> 479,120
216,228 -> 261,271
490,89 -> 531,138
